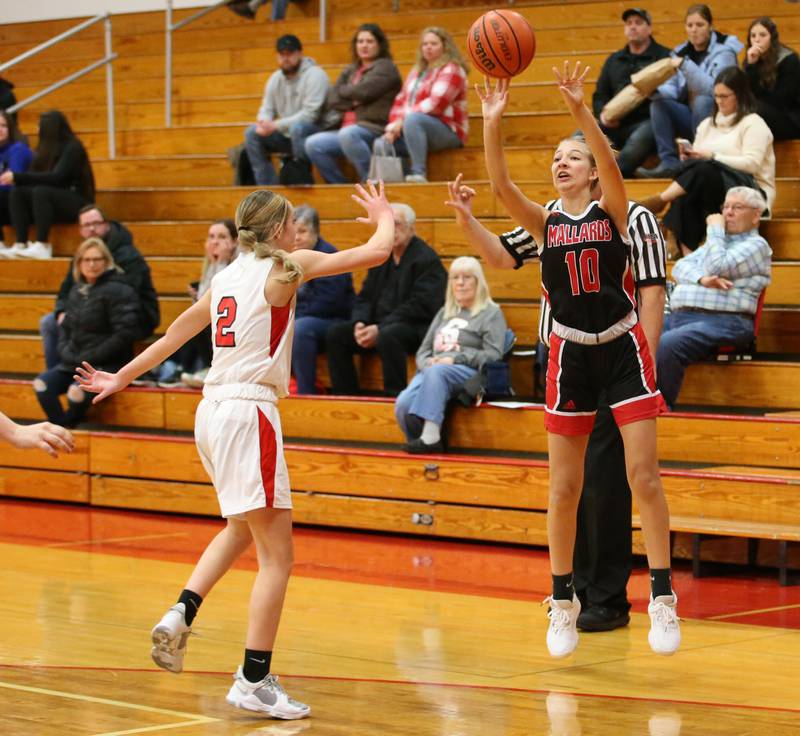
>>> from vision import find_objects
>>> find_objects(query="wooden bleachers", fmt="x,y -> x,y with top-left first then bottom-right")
1,0 -> 798,578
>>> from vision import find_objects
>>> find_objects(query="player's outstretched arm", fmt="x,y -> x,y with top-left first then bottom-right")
75,291 -> 213,403
0,412 -> 75,458
292,181 -> 395,280
445,174 -> 516,269
553,60 -> 628,232
477,77 -> 548,243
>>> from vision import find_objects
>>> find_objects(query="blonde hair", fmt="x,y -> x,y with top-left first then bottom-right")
444,256 -> 494,319
415,26 -> 469,73
235,190 -> 303,284
72,237 -> 118,283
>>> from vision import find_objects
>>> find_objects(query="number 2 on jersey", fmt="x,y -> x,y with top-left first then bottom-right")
564,249 -> 600,296
215,296 -> 238,347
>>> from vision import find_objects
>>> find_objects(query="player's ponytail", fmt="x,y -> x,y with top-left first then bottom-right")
235,190 -> 304,284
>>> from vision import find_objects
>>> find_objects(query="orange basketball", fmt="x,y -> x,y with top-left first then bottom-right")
466,9 -> 536,79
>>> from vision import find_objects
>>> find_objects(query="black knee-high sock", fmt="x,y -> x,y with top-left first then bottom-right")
650,568 -> 673,599
552,572 -> 575,601
177,589 -> 203,626
243,649 -> 272,683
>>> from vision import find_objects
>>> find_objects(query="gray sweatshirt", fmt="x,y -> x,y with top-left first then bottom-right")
257,56 -> 330,135
415,303 -> 507,372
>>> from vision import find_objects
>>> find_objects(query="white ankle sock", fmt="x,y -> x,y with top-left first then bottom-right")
420,420 -> 441,444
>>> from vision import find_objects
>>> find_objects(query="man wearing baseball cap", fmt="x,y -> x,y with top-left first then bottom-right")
243,34 -> 329,185
591,8 -> 671,177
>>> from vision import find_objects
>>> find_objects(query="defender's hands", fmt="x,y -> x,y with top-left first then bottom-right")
352,180 -> 392,226
475,76 -> 510,123
445,173 -> 478,220
74,362 -> 125,404
11,421 -> 74,458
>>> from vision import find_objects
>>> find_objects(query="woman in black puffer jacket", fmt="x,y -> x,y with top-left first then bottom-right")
33,237 -> 140,427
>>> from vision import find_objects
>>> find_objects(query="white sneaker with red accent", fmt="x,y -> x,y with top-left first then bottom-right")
545,594 -> 581,658
648,592 -> 681,655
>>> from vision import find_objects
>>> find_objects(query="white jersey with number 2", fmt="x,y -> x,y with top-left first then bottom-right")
202,250 -> 295,401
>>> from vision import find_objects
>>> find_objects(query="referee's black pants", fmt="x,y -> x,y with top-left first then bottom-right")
573,393 -> 632,613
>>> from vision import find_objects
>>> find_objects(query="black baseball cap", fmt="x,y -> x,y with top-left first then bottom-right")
276,34 -> 302,52
622,8 -> 652,24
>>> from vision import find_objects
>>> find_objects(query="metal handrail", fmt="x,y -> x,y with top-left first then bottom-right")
1,13 -> 117,159
165,0 -> 328,127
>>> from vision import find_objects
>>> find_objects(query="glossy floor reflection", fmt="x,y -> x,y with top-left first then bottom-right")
2,500 -> 799,735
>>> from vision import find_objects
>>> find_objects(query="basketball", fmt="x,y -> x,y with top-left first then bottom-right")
466,9 -> 536,79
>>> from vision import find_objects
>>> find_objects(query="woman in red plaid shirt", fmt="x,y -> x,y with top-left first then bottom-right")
379,26 -> 469,183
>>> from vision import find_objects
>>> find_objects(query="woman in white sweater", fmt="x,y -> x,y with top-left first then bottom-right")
640,67 -> 774,255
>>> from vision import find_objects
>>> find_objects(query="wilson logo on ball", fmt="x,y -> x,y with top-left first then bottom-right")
467,9 -> 536,79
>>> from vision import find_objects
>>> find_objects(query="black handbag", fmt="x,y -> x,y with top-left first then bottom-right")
279,156 -> 314,186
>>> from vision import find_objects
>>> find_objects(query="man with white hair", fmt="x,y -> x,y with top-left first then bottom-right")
326,203 -> 447,396
657,186 -> 772,408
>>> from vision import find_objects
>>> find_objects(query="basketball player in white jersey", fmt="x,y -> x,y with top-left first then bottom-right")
470,63 -> 680,658
76,181 -> 394,720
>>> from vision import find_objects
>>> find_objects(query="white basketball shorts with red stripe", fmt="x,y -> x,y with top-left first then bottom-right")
195,396 -> 291,518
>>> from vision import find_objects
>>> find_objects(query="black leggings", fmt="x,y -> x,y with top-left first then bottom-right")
0,188 -> 11,242
9,185 -> 87,243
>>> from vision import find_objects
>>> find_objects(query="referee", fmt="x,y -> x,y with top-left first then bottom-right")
448,183 -> 666,631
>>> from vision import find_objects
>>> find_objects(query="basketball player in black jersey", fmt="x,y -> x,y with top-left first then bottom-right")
473,62 -> 680,658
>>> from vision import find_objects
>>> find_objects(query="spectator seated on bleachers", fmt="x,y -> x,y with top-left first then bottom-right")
326,203 -> 447,397
305,24 -> 401,184
243,34 -> 329,187
39,204 -> 159,371
656,186 -> 772,409
290,205 -> 354,394
377,26 -> 468,184
0,110 -> 94,260
33,238 -> 140,428
639,67 -> 775,257
163,219 -> 239,388
743,16 -> 800,141
0,110 -> 32,251
395,256 -> 507,454
227,0 -> 303,22
637,3 -> 742,178
592,8 -> 671,177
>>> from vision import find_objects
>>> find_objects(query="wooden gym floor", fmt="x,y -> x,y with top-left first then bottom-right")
1,499 -> 799,735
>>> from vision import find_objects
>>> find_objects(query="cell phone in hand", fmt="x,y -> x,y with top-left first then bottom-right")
676,138 -> 693,153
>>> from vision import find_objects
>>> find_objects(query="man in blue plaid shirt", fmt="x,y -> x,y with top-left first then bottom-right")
657,186 -> 772,408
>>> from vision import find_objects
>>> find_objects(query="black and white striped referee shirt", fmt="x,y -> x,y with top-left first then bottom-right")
498,200 -> 667,346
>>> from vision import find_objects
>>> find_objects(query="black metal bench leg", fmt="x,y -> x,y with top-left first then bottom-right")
692,534 -> 703,578
747,538 -> 759,568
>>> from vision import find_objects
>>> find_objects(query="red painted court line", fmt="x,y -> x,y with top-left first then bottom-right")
2,663 -> 798,715
3,499 -> 800,628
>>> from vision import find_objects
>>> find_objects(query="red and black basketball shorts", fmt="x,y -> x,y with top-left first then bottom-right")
545,322 -> 665,435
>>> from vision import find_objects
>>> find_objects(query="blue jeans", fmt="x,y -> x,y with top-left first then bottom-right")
40,310 -> 60,370
250,0 -> 290,21
394,363 -> 476,441
603,118 -> 656,178
33,366 -> 94,427
650,95 -> 714,168
656,311 -> 754,408
305,125 -> 381,183
292,315 -> 342,394
244,120 -> 318,185
389,112 -> 462,177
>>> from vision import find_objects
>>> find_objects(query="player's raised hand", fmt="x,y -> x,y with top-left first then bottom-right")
12,421 -> 74,458
553,60 -> 590,112
444,174 -> 478,220
74,361 -> 125,404
475,76 -> 509,123
352,180 -> 392,225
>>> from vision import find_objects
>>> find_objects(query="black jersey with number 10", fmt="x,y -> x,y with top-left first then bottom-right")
541,201 -> 637,335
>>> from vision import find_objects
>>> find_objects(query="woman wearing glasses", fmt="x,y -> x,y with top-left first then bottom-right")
639,66 -> 774,256
32,237 -> 139,427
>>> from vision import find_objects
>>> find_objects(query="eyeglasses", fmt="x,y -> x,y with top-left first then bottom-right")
714,92 -> 735,100
79,220 -> 106,230
79,256 -> 107,264
722,203 -> 758,212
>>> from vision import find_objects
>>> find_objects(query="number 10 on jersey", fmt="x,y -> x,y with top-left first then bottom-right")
564,249 -> 600,296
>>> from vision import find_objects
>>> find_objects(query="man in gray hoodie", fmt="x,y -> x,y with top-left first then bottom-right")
243,34 -> 329,185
